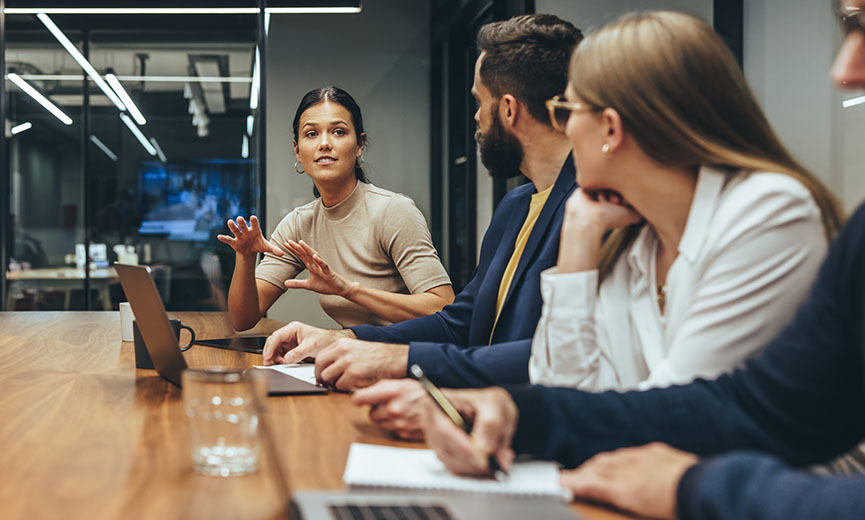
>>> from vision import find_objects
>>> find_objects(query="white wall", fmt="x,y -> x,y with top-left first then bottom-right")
744,0 -> 864,212
265,1 -> 432,327
535,0 -> 712,31
744,0 -> 849,206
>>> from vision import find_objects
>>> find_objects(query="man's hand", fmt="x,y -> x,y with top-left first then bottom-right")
559,443 -> 697,520
262,321 -> 356,365
217,215 -> 284,257
419,387 -> 517,476
353,379 -> 427,440
314,339 -> 409,391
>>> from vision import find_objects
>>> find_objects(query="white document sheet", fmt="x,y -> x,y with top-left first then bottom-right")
253,364 -> 317,385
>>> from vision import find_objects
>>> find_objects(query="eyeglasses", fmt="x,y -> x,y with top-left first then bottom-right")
838,4 -> 865,35
545,95 -> 589,131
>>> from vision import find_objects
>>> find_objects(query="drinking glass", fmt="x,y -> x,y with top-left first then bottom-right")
182,368 -> 266,477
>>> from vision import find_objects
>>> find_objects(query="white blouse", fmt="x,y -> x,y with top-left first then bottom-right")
529,166 -> 828,391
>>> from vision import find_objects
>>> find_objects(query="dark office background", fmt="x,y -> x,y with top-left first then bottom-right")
1,0 -> 744,317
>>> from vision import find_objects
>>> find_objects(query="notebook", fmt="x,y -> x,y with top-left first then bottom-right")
342,443 -> 570,500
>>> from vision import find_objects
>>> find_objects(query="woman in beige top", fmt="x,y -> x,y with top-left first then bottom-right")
218,87 -> 453,330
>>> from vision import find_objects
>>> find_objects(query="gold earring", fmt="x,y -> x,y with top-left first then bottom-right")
601,144 -> 610,154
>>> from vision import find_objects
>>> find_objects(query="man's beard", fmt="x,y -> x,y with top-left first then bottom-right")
476,109 -> 524,179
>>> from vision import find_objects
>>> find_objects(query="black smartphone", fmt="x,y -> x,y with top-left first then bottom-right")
193,336 -> 268,354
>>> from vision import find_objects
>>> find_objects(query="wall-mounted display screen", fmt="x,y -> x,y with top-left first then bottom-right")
138,159 -> 254,241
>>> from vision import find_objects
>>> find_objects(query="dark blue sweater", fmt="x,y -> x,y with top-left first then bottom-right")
348,156 -> 577,388
506,202 -> 865,519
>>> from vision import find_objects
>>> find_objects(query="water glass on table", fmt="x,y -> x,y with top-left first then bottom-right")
182,368 -> 267,477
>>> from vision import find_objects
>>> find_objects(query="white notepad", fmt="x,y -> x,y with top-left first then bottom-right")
343,443 -> 569,500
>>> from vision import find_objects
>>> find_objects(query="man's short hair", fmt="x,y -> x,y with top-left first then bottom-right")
477,14 -> 583,126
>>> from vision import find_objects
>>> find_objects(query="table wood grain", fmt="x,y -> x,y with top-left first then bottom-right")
0,311 -> 630,520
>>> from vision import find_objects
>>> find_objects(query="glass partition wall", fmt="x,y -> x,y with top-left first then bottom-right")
2,9 -> 262,311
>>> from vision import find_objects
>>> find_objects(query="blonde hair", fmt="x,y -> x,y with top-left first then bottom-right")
568,11 -> 844,282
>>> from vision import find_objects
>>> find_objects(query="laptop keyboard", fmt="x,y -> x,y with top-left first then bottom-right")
328,504 -> 454,520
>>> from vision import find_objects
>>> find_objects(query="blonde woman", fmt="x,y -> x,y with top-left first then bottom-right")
529,11 -> 844,391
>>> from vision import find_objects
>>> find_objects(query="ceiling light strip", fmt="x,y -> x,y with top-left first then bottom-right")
90,135 -> 118,161
119,113 -> 156,155
150,138 -> 168,163
241,134 -> 249,159
249,47 -> 260,110
4,7 -> 361,15
106,73 -> 146,125
10,122 -> 33,135
5,8 -> 260,14
120,75 -> 252,83
842,95 -> 865,108
7,74 -> 252,83
264,7 -> 361,13
37,13 -> 127,111
7,73 -> 73,125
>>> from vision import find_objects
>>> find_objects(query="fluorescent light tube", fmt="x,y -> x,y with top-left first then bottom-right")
249,47 -> 260,110
90,135 -> 118,161
9,74 -> 251,83
7,73 -> 73,125
842,95 -> 865,108
149,138 -> 168,163
106,74 -> 146,125
6,7 -> 361,15
37,13 -> 127,112
6,8 -> 260,15
247,115 -> 255,135
120,113 -> 157,155
265,7 -> 362,14
242,134 -> 249,159
10,122 -> 33,135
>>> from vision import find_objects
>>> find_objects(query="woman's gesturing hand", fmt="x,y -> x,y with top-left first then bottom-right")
557,189 -> 643,274
283,239 -> 354,297
217,215 -> 284,257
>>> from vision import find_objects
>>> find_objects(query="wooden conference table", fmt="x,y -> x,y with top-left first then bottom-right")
0,312 -> 630,520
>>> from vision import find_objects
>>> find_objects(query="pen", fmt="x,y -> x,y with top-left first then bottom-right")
409,364 -> 509,480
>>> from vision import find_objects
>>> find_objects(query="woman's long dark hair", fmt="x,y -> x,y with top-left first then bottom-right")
292,86 -> 369,197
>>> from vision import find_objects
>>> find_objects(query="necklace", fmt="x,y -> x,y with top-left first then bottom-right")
657,282 -> 667,313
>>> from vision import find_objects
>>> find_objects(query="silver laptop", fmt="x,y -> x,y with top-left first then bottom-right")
115,263 -> 326,394
290,490 -> 580,520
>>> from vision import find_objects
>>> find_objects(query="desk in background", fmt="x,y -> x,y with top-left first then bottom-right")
0,312 -> 630,520
6,267 -> 119,310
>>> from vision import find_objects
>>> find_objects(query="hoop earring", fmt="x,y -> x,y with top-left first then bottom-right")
601,144 -> 610,154
294,161 -> 305,174
356,156 -> 364,167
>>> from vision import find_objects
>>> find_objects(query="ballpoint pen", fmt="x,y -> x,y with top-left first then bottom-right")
410,364 -> 509,480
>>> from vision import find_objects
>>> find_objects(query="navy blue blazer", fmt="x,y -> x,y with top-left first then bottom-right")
349,155 -> 577,387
